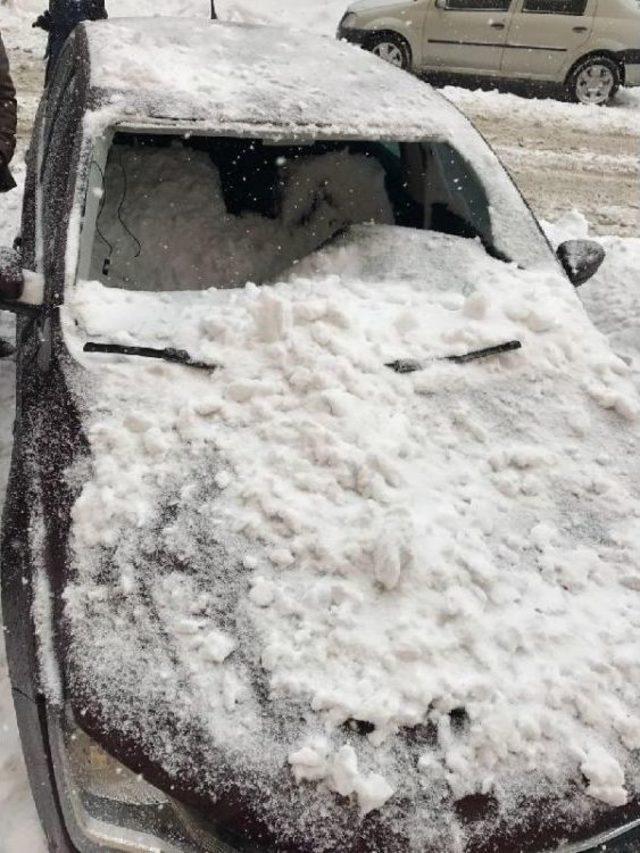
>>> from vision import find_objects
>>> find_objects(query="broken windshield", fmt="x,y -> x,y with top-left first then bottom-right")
83,132 -> 502,294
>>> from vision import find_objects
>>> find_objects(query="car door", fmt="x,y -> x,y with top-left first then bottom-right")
422,0 -> 514,75
501,0 -> 596,80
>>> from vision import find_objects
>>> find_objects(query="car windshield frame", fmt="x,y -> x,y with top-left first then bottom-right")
68,117 -> 556,305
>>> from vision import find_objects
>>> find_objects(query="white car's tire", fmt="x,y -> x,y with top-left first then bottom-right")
568,55 -> 620,106
367,33 -> 411,71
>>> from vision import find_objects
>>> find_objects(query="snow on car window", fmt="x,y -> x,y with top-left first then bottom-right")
90,140 -> 393,292
85,132 -> 545,295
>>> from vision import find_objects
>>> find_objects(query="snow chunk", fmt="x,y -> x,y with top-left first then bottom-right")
252,291 -> 291,344
248,577 -> 275,608
330,745 -> 360,797
290,741 -> 395,815
373,528 -> 413,591
288,738 -> 330,783
581,747 -> 628,807
202,630 -> 236,664
355,773 -> 396,816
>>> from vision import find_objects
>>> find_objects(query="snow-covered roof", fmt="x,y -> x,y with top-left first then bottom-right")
84,18 -> 466,138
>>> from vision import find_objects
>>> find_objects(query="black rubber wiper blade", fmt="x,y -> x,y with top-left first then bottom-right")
386,340 -> 522,375
83,342 -> 219,371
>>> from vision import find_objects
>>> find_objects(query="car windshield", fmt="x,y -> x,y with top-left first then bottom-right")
83,132 -> 500,294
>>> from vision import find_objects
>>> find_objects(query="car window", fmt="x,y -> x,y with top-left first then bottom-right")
86,133 -> 505,294
426,142 -> 494,253
521,0 -> 587,14
441,0 -> 511,11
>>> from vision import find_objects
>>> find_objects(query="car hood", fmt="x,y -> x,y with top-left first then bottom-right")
347,0 -> 410,14
58,226 -> 640,850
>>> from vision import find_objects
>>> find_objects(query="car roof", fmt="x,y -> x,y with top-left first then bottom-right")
82,17 -> 465,139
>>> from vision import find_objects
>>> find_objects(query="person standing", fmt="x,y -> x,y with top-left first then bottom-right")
33,0 -> 108,82
0,29 -> 17,194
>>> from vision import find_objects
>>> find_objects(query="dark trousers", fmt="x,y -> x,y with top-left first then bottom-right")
0,162 -> 16,193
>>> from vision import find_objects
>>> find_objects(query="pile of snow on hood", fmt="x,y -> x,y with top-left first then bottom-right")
63,226 -> 640,834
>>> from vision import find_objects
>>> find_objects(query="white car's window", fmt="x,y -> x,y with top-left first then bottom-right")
521,0 -> 588,14
441,0 -> 511,10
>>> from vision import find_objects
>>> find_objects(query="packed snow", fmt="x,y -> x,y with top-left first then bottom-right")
1,0 -> 639,849
2,202 -> 629,847
88,18 -> 452,137
443,84 -> 640,138
59,211 -> 640,847
91,145 -> 393,291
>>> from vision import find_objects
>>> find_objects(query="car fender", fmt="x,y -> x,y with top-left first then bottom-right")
561,39 -> 631,82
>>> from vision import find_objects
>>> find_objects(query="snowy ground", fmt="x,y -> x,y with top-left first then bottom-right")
0,0 -> 638,848
444,86 -> 640,237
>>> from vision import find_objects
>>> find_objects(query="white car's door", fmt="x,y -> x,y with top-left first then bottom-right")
501,0 -> 596,80
422,0 -> 514,74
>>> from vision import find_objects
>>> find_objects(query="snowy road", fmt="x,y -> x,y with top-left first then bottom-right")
0,0 -> 638,849
444,85 -> 640,237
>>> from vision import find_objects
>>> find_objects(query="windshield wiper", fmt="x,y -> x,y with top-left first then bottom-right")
83,342 -> 219,371
386,340 -> 522,374
84,339 -> 520,375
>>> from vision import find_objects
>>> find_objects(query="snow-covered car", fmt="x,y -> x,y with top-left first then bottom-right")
1,16 -> 638,853
337,0 -> 640,105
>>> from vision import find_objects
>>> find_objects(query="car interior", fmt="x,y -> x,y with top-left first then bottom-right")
84,132 -> 499,293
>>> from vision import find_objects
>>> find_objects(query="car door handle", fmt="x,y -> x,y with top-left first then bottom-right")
572,25 -> 588,31
489,21 -> 505,28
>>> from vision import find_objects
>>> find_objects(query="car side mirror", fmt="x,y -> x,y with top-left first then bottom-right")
435,0 -> 447,7
0,245 -> 25,307
556,239 -> 605,288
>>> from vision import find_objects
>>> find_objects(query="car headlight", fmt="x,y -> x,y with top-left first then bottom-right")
340,12 -> 358,29
48,707 -> 249,852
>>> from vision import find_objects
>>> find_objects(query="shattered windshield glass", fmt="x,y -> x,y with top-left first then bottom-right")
87,133 -> 501,294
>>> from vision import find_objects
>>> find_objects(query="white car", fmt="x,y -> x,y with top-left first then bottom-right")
338,0 -> 640,104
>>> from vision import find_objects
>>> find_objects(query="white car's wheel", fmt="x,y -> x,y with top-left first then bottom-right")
569,56 -> 620,106
368,34 -> 411,70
